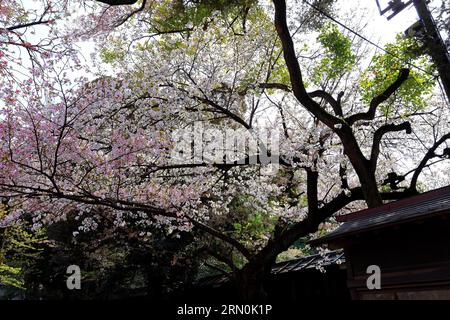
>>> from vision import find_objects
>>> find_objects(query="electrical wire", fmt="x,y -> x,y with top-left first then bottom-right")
302,0 -> 437,77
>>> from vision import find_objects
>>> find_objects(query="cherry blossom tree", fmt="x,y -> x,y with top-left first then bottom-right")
1,0 -> 449,300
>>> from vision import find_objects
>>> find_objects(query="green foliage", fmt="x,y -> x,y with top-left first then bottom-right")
152,0 -> 257,32
0,264 -> 22,289
228,195 -> 277,247
275,247 -> 304,263
232,213 -> 273,239
234,8 -> 289,94
359,34 -> 436,116
301,0 -> 337,31
100,0 -> 260,67
267,51 -> 296,87
312,22 -> 356,85
276,237 -> 315,263
99,39 -> 127,64
0,205 -> 45,290
19,213 -> 198,299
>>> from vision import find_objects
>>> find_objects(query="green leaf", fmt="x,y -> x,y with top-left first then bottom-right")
312,22 -> 356,85
359,34 -> 436,115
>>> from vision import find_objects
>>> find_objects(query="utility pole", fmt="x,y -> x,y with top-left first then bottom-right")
412,0 -> 450,102
376,0 -> 450,102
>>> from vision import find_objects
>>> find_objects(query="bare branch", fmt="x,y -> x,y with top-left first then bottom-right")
115,0 -> 147,27
96,0 -> 139,5
272,0 -> 341,129
309,90 -> 343,117
371,122 -> 412,167
257,82 -> 291,92
410,132 -> 450,191
6,20 -> 52,31
346,68 -> 410,125
187,218 -> 252,260
193,95 -> 250,129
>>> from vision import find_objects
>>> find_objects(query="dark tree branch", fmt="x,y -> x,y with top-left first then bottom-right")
204,262 -> 229,275
1,181 -> 253,260
6,20 -> 52,31
257,82 -> 291,92
194,95 -> 250,129
339,162 -> 349,190
6,3 -> 52,31
138,153 -> 289,180
309,90 -> 343,117
410,132 -> 450,192
146,27 -> 193,37
346,68 -> 410,125
249,186 -> 410,267
114,0 -> 147,27
96,0 -> 139,5
382,172 -> 406,191
207,249 -> 237,272
337,91 -> 344,107
371,121 -> 412,167
306,169 -> 319,215
188,218 -> 252,261
0,183 -> 168,217
272,0 -> 382,207
272,0 -> 341,129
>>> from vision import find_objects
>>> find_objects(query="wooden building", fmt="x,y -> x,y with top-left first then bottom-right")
190,186 -> 450,300
311,185 -> 450,300
190,250 -> 350,301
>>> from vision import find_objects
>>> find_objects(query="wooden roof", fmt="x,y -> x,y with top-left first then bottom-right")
310,185 -> 450,246
195,250 -> 344,287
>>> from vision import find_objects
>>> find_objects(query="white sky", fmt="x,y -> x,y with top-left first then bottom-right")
17,0 -> 430,66
3,0 -> 443,87
349,0 -> 420,45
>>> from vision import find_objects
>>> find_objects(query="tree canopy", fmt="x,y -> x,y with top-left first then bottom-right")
0,0 -> 449,300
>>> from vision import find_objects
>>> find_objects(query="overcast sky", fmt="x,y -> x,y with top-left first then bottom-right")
346,0 -> 420,44
7,0 -> 443,82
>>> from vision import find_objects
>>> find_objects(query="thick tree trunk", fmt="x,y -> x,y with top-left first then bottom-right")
234,260 -> 274,301
339,127 -> 383,208
358,167 -> 383,208
235,271 -> 266,301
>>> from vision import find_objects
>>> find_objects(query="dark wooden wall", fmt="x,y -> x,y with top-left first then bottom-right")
343,215 -> 450,299
185,264 -> 350,302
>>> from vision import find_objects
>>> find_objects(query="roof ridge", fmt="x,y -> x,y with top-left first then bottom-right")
337,185 -> 450,223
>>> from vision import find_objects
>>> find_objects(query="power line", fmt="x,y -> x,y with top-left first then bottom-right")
302,0 -> 437,77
